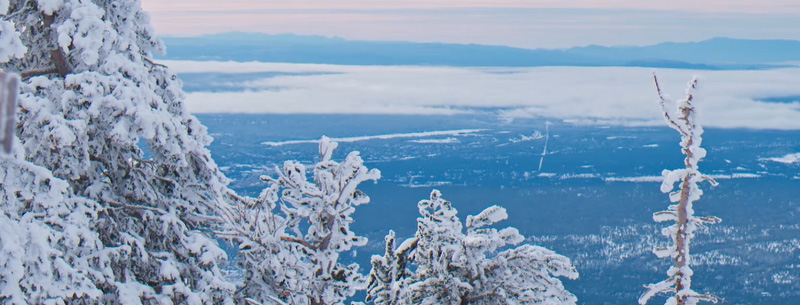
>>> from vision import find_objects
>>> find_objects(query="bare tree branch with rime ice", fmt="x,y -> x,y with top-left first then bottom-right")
640,74 -> 720,305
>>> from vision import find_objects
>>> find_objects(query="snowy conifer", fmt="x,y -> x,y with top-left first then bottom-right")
640,75 -> 720,305
2,1 -> 236,303
367,190 -> 579,305
0,69 -> 103,304
365,231 -> 416,305
229,137 -> 381,305
0,136 -> 107,304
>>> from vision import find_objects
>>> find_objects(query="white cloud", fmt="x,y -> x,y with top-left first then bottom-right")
166,60 -> 800,130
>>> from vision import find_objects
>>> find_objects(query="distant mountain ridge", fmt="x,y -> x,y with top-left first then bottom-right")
159,33 -> 800,70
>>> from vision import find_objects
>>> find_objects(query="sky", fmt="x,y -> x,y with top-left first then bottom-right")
141,0 -> 800,48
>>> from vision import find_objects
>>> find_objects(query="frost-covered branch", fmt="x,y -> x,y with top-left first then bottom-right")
654,73 -> 688,135
19,67 -> 59,79
366,190 -> 578,305
41,12 -> 72,77
366,231 -> 418,305
641,75 -> 720,305
279,235 -> 318,250
143,56 -> 168,69
231,137 -> 380,305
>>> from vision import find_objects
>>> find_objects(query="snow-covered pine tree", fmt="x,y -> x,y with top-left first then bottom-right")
1,69 -> 104,304
2,1 -> 236,303
366,190 -> 579,305
640,74 -> 720,305
228,137 -> 381,305
365,230 -> 416,305
1,139 -> 104,304
0,128 -> 106,304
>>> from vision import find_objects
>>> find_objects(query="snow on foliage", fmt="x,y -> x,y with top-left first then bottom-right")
227,137 -> 381,305
0,71 -> 102,304
366,230 -> 417,305
0,23 -> 25,63
640,74 -> 720,305
0,4 -> 26,63
2,1 -> 237,303
1,147 -> 104,304
367,190 -> 579,305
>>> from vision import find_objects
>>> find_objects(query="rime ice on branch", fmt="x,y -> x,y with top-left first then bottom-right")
367,190 -> 578,305
640,74 -> 720,305
228,137 -> 380,305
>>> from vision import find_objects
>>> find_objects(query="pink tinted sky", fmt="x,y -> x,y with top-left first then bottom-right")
141,0 -> 800,48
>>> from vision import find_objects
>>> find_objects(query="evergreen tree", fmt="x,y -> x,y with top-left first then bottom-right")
0,69 -> 104,304
228,137 -> 380,305
365,231 -> 416,305
0,133 -> 106,304
2,1 -> 236,303
367,190 -> 579,305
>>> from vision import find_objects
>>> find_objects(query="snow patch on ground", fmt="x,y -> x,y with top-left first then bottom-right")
729,173 -> 762,179
604,176 -> 663,182
559,173 -> 600,180
604,173 -> 762,182
709,173 -> 761,179
262,129 -> 487,146
606,136 -> 637,140
408,137 -> 460,144
502,132 -> 544,145
402,181 -> 453,188
760,153 -> 800,164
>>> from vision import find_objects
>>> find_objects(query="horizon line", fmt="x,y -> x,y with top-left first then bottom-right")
157,33 -> 800,51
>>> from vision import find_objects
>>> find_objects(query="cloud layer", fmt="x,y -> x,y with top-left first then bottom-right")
165,60 -> 800,130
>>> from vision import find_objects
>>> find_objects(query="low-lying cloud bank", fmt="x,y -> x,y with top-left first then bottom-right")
165,60 -> 800,130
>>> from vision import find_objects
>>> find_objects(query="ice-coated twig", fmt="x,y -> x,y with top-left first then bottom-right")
640,74 -> 720,305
